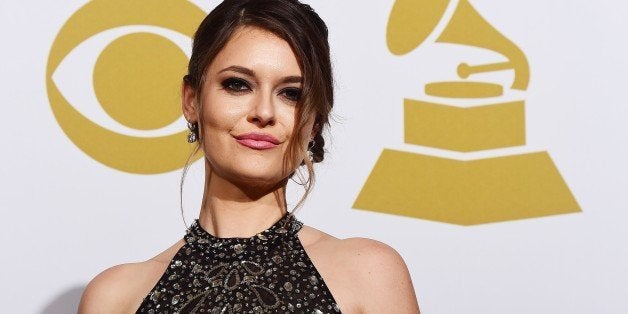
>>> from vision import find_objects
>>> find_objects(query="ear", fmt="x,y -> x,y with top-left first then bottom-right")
182,81 -> 198,123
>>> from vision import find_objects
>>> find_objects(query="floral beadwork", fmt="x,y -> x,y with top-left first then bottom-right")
137,213 -> 341,313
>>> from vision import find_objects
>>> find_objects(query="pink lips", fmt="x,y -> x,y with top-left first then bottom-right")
234,132 -> 280,150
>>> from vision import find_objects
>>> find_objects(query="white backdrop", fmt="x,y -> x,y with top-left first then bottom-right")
1,0 -> 627,313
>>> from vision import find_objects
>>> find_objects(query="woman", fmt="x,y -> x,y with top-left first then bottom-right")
79,0 -> 419,313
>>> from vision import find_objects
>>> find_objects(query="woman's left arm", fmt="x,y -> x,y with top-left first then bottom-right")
345,238 -> 421,313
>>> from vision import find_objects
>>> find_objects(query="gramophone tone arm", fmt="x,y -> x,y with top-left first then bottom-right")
458,61 -> 513,79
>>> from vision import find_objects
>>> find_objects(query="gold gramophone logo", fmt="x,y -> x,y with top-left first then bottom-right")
46,0 -> 204,174
353,0 -> 581,225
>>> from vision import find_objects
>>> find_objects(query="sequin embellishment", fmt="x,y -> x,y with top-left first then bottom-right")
136,213 -> 341,313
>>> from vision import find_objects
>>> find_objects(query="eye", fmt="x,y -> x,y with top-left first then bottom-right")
280,87 -> 302,102
52,26 -> 191,137
221,77 -> 251,93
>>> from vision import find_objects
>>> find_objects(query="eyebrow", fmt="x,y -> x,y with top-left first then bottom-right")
218,65 -> 303,84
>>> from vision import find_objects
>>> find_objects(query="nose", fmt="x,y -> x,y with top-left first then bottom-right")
248,90 -> 276,127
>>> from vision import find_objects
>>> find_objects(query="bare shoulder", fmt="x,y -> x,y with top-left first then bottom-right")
339,237 -> 409,270
298,225 -> 411,280
298,225 -> 420,313
78,239 -> 185,314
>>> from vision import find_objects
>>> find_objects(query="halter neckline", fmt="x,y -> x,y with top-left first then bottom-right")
185,212 -> 301,246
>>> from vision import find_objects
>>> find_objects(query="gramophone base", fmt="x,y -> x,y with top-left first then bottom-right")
404,98 -> 526,152
352,149 -> 580,225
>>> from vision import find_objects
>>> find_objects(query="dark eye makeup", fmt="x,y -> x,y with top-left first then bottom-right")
280,87 -> 302,102
221,77 -> 251,93
219,76 -> 302,102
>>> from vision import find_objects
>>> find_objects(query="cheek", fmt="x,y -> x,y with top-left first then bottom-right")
196,98 -> 241,165
201,94 -> 241,134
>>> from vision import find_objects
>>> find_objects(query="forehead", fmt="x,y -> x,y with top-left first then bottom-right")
208,26 -> 301,77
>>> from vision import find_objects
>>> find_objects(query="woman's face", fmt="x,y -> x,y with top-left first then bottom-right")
183,26 -> 314,188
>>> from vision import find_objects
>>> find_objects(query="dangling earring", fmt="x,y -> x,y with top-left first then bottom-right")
187,122 -> 198,143
307,139 -> 316,161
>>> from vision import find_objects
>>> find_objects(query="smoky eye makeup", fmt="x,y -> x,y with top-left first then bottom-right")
280,87 -> 302,102
220,77 -> 252,93
218,75 -> 302,102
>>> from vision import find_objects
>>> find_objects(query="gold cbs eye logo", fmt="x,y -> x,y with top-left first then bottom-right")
46,0 -> 205,174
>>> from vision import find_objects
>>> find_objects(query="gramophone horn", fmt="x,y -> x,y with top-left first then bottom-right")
387,0 -> 450,55
437,0 -> 530,90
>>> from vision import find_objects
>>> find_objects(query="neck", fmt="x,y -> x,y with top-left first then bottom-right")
197,165 -> 288,238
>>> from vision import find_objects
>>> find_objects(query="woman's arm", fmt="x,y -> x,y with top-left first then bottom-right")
78,264 -> 132,313
78,263 -> 152,314
342,238 -> 421,313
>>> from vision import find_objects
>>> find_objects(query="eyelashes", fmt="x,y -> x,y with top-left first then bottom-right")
282,87 -> 302,102
221,77 -> 250,93
220,77 -> 302,102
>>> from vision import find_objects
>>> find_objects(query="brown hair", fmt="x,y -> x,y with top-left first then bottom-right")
180,0 -> 334,222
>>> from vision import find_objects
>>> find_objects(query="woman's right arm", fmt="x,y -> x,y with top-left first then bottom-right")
78,239 -> 188,313
78,264 -> 144,314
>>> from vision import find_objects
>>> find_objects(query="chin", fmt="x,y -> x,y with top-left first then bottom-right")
238,167 -> 283,183
220,161 -> 285,186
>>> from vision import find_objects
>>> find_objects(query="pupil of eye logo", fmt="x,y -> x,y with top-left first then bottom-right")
46,0 -> 206,174
94,32 -> 186,131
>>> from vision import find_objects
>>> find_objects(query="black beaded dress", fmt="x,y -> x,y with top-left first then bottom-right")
136,213 -> 341,313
